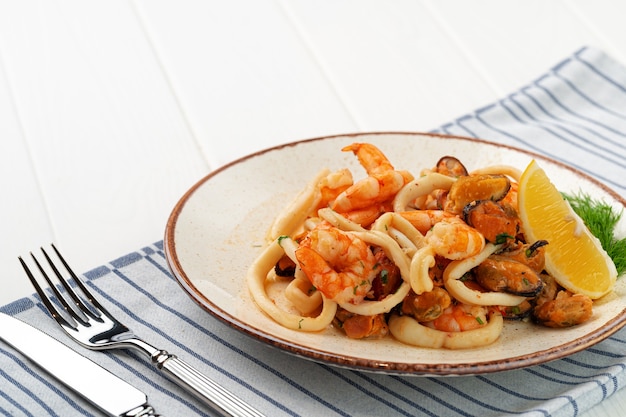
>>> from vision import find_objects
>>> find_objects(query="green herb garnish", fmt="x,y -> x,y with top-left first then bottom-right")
459,272 -> 472,282
563,191 -> 626,276
380,269 -> 389,285
495,233 -> 515,244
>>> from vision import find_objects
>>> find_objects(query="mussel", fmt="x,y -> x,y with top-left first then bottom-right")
474,255 -> 544,297
463,199 -> 521,243
499,300 -> 533,320
401,287 -> 452,322
532,291 -> 593,328
333,308 -> 389,339
434,156 -> 468,177
274,254 -> 296,277
497,240 -> 548,273
446,174 -> 511,214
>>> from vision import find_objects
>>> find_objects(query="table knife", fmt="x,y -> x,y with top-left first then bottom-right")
0,312 -> 163,417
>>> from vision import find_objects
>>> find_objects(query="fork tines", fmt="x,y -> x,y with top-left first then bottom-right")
19,244 -> 102,329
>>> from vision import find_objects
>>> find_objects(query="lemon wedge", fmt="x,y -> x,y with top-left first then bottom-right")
518,160 -> 617,299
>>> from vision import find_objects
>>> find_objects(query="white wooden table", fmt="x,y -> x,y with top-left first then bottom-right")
1,1 -> 625,415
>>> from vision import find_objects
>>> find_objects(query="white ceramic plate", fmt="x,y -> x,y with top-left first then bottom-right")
164,132 -> 626,375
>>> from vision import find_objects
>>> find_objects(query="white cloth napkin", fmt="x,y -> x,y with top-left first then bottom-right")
2,45 -> 626,417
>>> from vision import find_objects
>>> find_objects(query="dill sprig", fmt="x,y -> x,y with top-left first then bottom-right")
563,191 -> 626,276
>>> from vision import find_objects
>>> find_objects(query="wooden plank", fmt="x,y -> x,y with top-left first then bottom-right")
0,0 -> 208,271
567,0 -> 626,63
279,0 -> 499,130
0,55 -> 53,301
423,0 -> 623,92
132,0 -> 359,166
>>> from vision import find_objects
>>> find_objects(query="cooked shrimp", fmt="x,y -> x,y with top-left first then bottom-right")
316,168 -> 353,210
340,200 -> 394,228
295,227 -> 378,304
424,217 -> 485,260
389,309 -> 503,349
425,303 -> 489,332
398,209 -> 458,235
331,143 -> 413,212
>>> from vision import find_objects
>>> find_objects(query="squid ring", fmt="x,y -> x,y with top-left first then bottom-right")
443,244 -> 527,307
267,169 -> 328,241
370,212 -> 426,254
470,165 -> 522,182
338,230 -> 412,316
409,246 -> 436,295
388,310 -> 504,349
247,240 -> 337,331
392,173 -> 456,212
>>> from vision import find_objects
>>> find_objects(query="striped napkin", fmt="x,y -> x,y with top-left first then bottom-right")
2,45 -> 626,417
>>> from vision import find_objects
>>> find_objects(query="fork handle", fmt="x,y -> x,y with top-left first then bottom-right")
152,350 -> 265,417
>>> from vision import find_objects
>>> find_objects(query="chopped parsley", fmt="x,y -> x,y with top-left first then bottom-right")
495,233 -> 515,244
459,272 -> 472,282
353,280 -> 367,295
380,269 -> 389,285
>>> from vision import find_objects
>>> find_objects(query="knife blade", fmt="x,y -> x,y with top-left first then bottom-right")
0,312 -> 162,417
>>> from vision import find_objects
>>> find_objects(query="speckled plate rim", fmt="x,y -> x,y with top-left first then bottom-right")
164,132 -> 626,376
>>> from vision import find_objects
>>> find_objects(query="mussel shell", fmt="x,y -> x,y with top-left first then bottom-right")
500,300 -> 533,320
463,199 -> 520,243
447,174 -> 511,214
474,256 -> 544,297
274,255 -> 296,277
435,156 -> 468,177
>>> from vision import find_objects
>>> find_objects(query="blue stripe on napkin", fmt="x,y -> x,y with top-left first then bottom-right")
435,46 -> 626,195
2,45 -> 626,416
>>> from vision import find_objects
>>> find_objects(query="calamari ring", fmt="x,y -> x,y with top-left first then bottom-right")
339,282 -> 411,316
392,173 -> 456,212
317,207 -> 368,233
470,165 -> 522,182
351,230 -> 411,281
409,246 -> 436,295
388,310 -> 503,349
443,244 -> 527,307
371,212 -> 426,254
247,240 -> 337,331
285,276 -> 323,315
267,169 -> 328,241
338,230 -> 411,316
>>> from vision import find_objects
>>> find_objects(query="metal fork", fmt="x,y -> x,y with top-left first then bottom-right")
19,244 -> 265,417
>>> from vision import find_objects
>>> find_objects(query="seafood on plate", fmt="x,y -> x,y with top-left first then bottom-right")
247,143 -> 602,349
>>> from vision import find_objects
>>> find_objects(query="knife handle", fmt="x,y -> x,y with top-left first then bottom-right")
125,404 -> 163,417
153,350 -> 264,417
